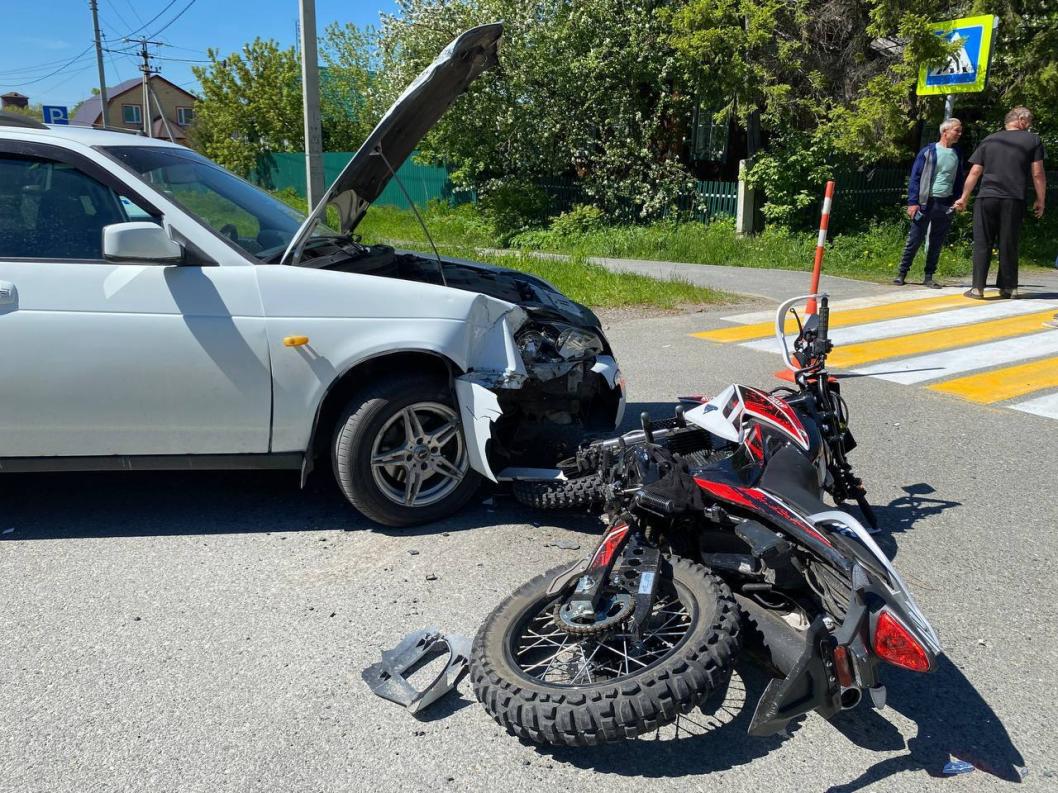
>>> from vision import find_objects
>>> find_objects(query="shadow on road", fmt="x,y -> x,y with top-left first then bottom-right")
0,467 -> 594,541
865,483 -> 961,562
531,655 -> 1024,787
825,654 -> 1027,789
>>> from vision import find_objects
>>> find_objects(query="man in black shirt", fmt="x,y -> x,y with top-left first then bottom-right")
954,106 -> 1046,298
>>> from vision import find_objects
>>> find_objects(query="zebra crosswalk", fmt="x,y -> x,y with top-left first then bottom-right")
692,289 -> 1058,422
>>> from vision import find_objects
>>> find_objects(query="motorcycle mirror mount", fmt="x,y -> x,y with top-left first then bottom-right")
774,292 -> 830,376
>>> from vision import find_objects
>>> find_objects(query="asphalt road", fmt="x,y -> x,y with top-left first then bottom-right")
2,290 -> 1056,793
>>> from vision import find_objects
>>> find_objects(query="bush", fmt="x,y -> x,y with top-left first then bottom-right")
549,204 -> 606,236
480,182 -> 551,245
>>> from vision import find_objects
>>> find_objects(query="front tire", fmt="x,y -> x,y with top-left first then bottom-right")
470,556 -> 741,745
332,374 -> 482,527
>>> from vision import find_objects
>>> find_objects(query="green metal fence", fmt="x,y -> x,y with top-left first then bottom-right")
253,151 -> 469,210
690,179 -> 738,219
834,167 -> 908,213
257,152 -> 949,226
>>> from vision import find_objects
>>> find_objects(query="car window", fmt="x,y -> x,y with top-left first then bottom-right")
102,145 -> 334,259
0,154 -> 155,260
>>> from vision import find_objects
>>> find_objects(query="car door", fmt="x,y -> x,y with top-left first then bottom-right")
0,141 -> 272,458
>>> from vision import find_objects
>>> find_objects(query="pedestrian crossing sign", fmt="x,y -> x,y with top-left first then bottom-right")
917,15 -> 996,96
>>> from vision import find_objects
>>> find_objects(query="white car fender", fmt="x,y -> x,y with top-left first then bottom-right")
257,266 -> 529,454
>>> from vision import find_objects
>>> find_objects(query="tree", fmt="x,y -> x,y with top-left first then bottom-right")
189,27 -> 383,177
666,0 -> 951,223
319,22 -> 383,151
2,102 -> 44,122
376,0 -> 699,219
190,38 -> 304,177
964,0 -> 1058,150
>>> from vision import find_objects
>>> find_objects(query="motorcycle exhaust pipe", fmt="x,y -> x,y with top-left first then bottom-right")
840,687 -> 862,710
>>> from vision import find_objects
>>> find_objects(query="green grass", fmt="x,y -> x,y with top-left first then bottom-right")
273,193 -> 727,310
356,201 -> 1058,284
454,248 -> 728,310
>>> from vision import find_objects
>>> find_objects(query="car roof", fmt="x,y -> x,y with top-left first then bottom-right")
0,122 -> 187,150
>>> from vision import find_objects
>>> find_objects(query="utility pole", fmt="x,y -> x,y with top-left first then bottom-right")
298,0 -> 325,210
127,38 -> 164,137
88,0 -> 110,128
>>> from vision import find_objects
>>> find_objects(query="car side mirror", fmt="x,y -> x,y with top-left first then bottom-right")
102,222 -> 184,264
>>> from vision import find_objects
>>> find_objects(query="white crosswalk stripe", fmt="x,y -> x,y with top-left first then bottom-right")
721,289 -> 944,325
852,331 -> 1058,384
1011,393 -> 1058,420
742,299 -> 1058,354
694,290 -> 1058,424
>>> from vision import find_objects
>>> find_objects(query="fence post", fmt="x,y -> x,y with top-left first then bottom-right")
735,158 -> 759,235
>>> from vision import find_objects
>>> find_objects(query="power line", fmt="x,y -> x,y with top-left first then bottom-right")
103,0 -> 134,33
33,62 -> 98,96
121,0 -> 146,26
0,51 -> 97,76
0,44 -> 95,87
116,0 -> 179,39
152,54 -> 210,64
148,0 -> 199,38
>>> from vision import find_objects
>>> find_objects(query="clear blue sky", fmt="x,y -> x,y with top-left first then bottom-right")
0,1 -> 397,109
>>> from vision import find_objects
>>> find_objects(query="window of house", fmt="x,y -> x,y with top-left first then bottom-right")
122,104 -> 142,125
176,106 -> 194,126
691,106 -> 730,163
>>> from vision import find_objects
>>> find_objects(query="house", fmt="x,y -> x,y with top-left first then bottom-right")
71,76 -> 197,142
1,92 -> 30,110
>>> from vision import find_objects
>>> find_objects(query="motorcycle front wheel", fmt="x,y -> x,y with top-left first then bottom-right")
470,556 -> 740,746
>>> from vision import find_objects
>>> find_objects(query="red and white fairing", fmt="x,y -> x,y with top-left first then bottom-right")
684,384 -> 810,451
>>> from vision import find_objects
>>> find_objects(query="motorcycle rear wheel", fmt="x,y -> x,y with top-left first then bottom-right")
511,474 -> 608,510
470,556 -> 740,746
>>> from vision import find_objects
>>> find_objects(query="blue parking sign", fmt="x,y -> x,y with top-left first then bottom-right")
917,15 -> 996,96
42,105 -> 69,125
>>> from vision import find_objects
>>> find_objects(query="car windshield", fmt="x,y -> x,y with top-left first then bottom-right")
101,145 -> 334,259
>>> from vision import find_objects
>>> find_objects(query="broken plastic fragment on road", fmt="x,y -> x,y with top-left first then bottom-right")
362,628 -> 471,715
942,759 -> 975,776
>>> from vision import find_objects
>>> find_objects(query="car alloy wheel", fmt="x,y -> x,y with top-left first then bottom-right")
368,401 -> 469,508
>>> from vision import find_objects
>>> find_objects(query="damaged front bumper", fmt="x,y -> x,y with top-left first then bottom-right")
453,296 -> 624,482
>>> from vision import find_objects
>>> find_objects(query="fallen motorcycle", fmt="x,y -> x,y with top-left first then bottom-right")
471,294 -> 941,746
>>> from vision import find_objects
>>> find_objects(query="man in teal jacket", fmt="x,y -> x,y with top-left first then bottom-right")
894,118 -> 965,288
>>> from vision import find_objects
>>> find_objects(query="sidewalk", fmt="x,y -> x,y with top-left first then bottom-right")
422,242 -> 1058,305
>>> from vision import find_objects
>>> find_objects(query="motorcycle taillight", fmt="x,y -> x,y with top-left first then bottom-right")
873,610 -> 932,672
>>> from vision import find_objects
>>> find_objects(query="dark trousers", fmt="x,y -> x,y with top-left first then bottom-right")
972,198 -> 1025,291
897,198 -> 954,278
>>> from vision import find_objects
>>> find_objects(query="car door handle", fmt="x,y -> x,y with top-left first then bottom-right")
0,281 -> 15,305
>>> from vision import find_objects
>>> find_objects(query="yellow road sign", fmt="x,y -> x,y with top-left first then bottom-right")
917,15 -> 996,96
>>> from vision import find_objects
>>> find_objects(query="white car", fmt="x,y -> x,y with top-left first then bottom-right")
0,24 -> 623,526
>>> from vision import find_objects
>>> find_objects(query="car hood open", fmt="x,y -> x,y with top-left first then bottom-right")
283,23 -> 501,264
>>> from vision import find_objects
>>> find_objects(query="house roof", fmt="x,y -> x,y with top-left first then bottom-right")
2,91 -> 29,99
152,117 -> 187,139
70,76 -> 196,127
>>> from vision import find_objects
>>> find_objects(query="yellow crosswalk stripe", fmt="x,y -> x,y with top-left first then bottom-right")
929,356 -> 1058,403
826,310 -> 1058,369
693,293 -> 982,343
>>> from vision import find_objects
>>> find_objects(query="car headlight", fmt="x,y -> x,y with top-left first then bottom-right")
555,327 -> 604,360
516,329 -> 548,363
516,324 -> 605,364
